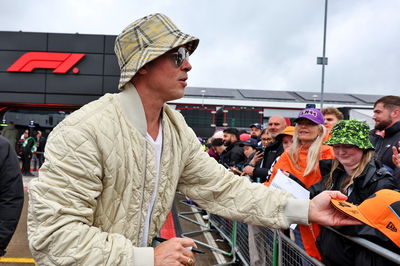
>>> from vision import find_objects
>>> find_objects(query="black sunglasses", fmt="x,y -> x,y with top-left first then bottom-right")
171,47 -> 190,67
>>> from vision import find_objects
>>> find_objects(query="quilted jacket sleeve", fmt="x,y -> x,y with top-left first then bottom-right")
27,127 -> 152,266
177,127 -> 309,229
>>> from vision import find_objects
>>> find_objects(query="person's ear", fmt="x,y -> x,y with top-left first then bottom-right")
137,66 -> 148,75
392,108 -> 400,118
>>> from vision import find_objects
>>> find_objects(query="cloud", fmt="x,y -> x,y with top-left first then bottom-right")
1,0 -> 399,95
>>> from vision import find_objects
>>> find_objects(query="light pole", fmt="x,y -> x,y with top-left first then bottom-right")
201,89 -> 206,106
317,0 -> 328,109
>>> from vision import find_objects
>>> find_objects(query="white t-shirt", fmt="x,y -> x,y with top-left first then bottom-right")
141,122 -> 163,246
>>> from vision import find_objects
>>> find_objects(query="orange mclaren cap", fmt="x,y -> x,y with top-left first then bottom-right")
331,189 -> 400,248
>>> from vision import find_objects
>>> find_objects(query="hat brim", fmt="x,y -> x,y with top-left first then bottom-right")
332,190 -> 400,248
239,143 -> 257,148
331,199 -> 373,227
293,117 -> 320,125
323,139 -> 375,150
275,133 -> 293,142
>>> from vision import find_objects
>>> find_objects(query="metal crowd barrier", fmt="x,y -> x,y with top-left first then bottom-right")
327,227 -> 400,264
177,193 -> 236,264
177,196 -> 400,265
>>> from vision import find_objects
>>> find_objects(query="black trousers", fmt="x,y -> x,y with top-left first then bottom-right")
22,152 -> 32,174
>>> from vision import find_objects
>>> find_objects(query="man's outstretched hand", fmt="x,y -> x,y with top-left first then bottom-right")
308,191 -> 362,226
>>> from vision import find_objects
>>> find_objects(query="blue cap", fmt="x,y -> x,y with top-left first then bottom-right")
239,138 -> 258,148
250,123 -> 262,129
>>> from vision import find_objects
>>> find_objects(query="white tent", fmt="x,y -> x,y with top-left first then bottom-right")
349,109 -> 374,128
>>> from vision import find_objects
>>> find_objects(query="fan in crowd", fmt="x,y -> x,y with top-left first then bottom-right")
249,123 -> 263,143
310,120 -> 398,266
260,128 -> 273,149
321,107 -> 343,129
243,116 -> 287,182
220,127 -> 245,169
207,138 -> 225,161
370,95 -> 400,184
266,108 -> 335,260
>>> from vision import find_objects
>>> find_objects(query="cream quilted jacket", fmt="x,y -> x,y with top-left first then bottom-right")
28,83 -> 309,265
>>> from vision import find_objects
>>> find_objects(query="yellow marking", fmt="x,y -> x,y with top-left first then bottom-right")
0,257 -> 35,263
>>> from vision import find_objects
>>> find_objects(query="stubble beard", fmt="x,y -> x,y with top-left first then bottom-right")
374,118 -> 392,131
269,131 -> 280,138
224,140 -> 232,147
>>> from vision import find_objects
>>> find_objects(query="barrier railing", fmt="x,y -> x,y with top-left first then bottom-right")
327,227 -> 400,264
177,196 -> 400,265
177,195 -> 236,264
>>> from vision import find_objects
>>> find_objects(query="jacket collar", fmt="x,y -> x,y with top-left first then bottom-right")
385,121 -> 400,137
117,82 -> 147,137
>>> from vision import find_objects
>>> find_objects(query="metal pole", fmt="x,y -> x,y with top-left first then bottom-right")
320,0 -> 328,109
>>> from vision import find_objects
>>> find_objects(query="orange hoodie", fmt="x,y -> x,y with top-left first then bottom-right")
324,124 -> 332,142
265,144 -> 334,260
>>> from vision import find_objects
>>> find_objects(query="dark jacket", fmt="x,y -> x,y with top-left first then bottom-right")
219,141 -> 245,168
252,140 -> 284,183
0,136 -> 24,256
310,159 -> 399,266
370,121 -> 400,185
36,136 -> 46,153
242,152 -> 263,183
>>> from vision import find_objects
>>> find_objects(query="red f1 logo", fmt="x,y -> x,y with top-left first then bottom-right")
7,52 -> 85,74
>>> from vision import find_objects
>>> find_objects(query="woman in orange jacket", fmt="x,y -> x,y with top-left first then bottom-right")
265,108 -> 334,260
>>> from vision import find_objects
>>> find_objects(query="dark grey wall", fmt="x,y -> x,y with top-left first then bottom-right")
0,31 -> 120,105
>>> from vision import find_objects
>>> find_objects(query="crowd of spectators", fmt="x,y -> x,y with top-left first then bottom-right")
1,94 -> 399,264
200,95 -> 400,265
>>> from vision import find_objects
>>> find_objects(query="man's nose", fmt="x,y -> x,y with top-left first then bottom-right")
181,59 -> 192,72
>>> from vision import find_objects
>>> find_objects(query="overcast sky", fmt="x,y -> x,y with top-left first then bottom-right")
1,0 -> 399,96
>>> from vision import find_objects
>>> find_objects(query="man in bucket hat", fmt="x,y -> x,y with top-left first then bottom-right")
28,13 -> 360,265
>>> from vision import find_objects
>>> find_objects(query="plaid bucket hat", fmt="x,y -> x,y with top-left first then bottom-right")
114,13 -> 199,90
324,120 -> 374,150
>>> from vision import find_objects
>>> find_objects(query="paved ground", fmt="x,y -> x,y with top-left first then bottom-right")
1,174 -> 234,265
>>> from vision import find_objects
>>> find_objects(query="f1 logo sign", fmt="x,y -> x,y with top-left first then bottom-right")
7,52 -> 86,74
